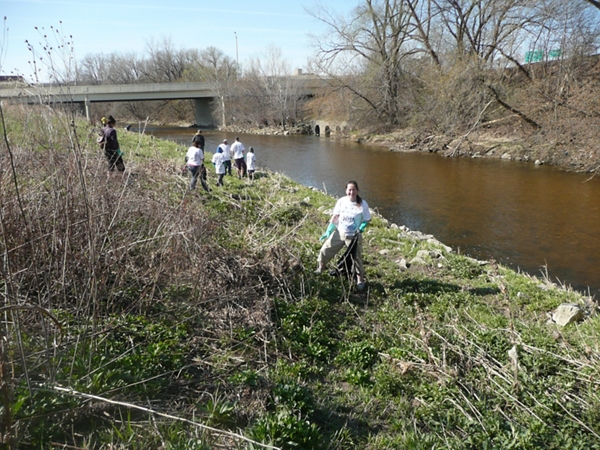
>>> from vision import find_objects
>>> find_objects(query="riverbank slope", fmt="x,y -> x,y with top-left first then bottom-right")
3,106 -> 599,448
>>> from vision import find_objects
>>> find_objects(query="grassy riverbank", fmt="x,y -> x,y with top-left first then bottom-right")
1,105 -> 599,449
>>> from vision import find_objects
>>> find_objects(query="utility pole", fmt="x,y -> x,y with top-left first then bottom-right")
234,32 -> 239,79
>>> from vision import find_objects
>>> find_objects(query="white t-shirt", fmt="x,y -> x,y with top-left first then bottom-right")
246,152 -> 256,170
212,151 -> 226,174
231,141 -> 245,159
218,143 -> 231,161
186,146 -> 204,166
333,196 -> 371,237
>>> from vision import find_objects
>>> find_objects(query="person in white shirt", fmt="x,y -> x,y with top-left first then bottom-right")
218,139 -> 232,176
246,147 -> 257,180
315,180 -> 371,291
211,147 -> 226,187
185,141 -> 209,191
230,136 -> 246,178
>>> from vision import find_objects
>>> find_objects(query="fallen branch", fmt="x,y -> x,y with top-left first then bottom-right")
487,85 -> 541,129
39,384 -> 281,450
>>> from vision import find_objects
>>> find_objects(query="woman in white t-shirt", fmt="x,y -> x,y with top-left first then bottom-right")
186,141 -> 209,191
316,180 -> 371,291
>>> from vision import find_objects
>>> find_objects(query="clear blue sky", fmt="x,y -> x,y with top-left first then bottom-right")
0,0 -> 358,81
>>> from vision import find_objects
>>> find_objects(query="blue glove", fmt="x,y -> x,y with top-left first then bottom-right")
359,221 -> 369,233
320,223 -> 336,242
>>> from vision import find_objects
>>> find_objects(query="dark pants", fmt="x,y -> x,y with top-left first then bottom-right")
188,164 -> 209,191
235,158 -> 247,177
105,148 -> 125,172
224,160 -> 232,175
332,235 -> 359,279
217,173 -> 225,186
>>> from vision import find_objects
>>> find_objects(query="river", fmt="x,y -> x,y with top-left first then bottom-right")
139,125 -> 600,296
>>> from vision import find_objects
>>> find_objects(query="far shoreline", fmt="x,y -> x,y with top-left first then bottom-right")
126,118 -> 599,176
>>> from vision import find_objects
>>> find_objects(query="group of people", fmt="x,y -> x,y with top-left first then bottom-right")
213,135 -> 257,180
188,134 -> 370,290
98,121 -> 370,292
186,131 -> 257,191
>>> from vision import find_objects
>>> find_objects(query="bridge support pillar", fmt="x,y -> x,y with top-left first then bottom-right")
84,96 -> 91,122
194,98 -> 214,127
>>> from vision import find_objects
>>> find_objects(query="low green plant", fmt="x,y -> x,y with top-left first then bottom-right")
273,383 -> 315,416
443,254 -> 485,279
272,205 -> 306,226
200,392 -> 236,428
275,298 -> 339,362
229,369 -> 260,386
337,341 -> 379,370
249,410 -> 321,450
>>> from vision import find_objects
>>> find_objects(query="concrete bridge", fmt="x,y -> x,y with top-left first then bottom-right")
0,76 -> 328,127
0,82 -> 217,126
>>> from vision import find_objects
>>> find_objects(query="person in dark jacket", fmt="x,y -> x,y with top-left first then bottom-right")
192,129 -> 205,150
101,115 -> 125,172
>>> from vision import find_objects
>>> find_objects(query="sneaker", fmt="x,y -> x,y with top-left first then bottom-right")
314,268 -> 322,275
356,282 -> 366,292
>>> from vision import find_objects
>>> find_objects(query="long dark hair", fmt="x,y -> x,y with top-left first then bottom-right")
347,180 -> 362,206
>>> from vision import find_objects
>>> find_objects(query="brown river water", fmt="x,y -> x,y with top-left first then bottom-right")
140,125 -> 600,296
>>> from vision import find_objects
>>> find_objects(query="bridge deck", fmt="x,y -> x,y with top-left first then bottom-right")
0,77 -> 327,103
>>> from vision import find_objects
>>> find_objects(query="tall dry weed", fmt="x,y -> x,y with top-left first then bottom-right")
0,103 -> 298,446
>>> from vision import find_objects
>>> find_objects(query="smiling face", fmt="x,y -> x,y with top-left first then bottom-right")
346,182 -> 359,202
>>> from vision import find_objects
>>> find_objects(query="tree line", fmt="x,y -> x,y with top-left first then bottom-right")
307,0 -> 600,135
74,37 -> 305,130
69,1 -> 600,137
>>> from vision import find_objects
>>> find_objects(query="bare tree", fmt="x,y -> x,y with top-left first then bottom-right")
193,46 -> 237,127
404,0 -> 442,66
243,46 -> 301,130
426,0 -> 540,66
310,0 -> 416,128
78,54 -> 111,85
78,52 -> 148,85
108,53 -> 148,84
143,36 -> 200,83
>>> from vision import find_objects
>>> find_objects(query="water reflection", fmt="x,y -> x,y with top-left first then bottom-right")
139,125 -> 600,294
